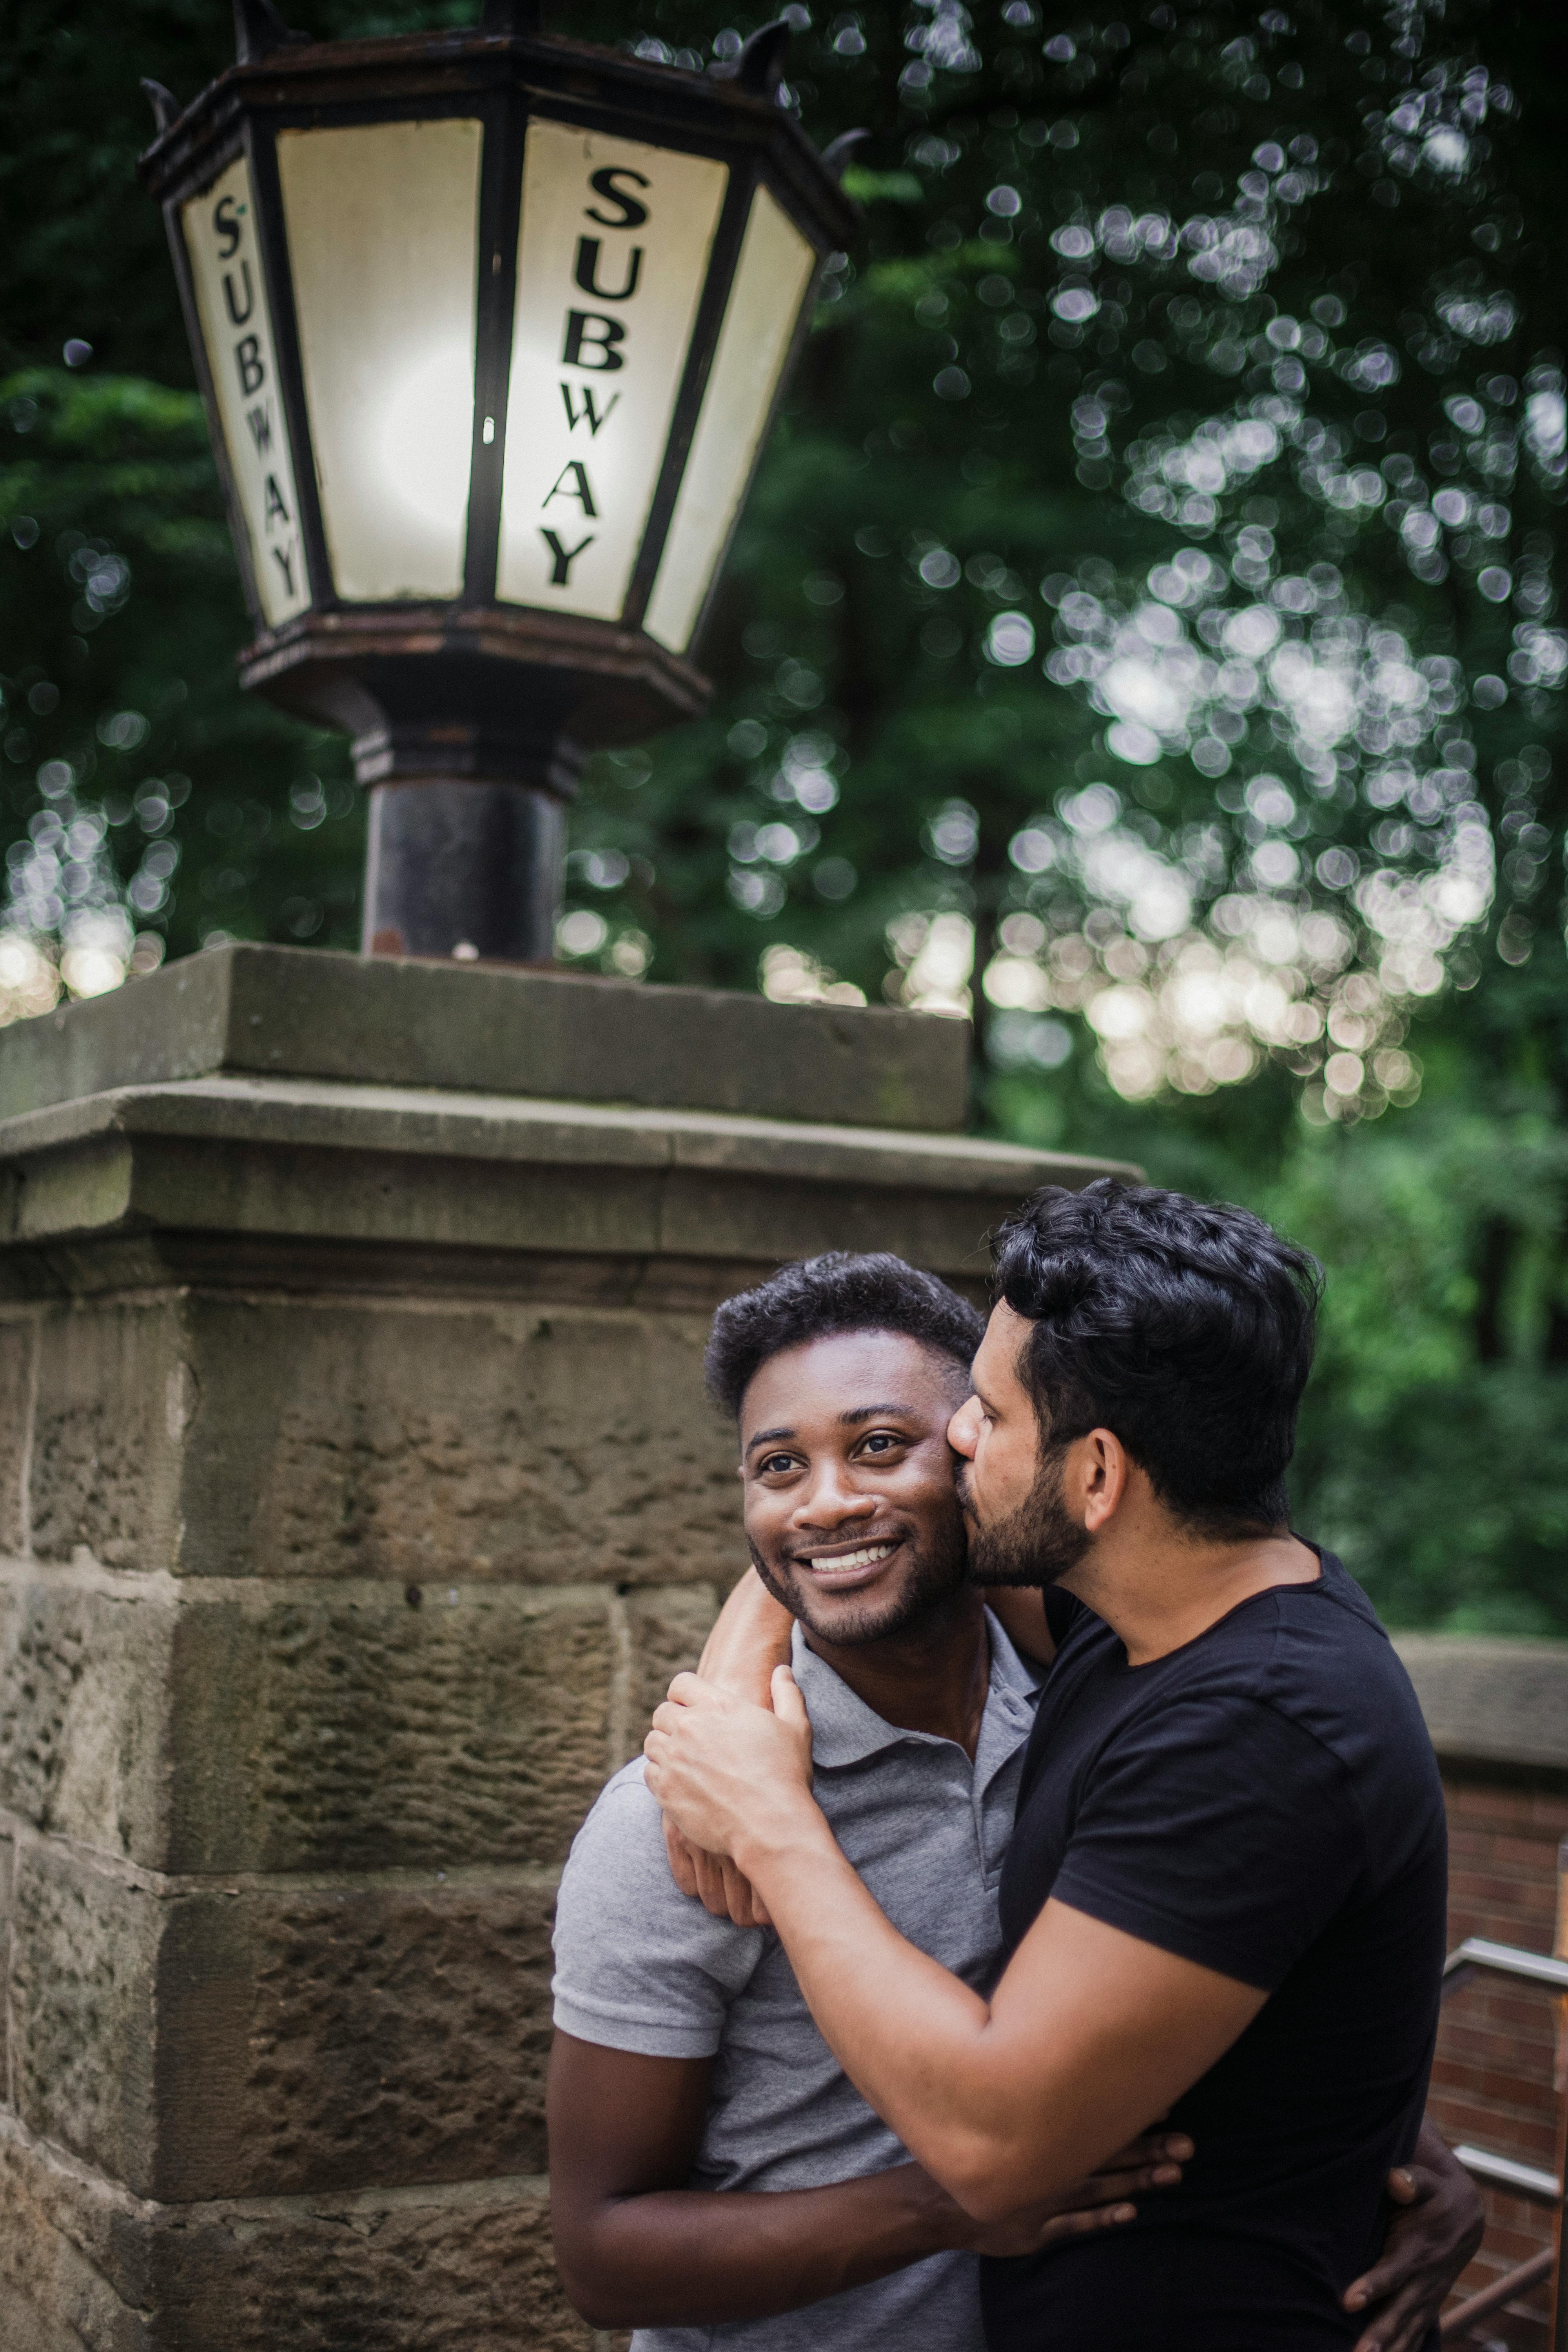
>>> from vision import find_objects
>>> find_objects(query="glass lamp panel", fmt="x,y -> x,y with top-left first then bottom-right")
497,121 -> 727,619
643,186 -> 817,655
181,154 -> 309,629
276,118 -> 483,602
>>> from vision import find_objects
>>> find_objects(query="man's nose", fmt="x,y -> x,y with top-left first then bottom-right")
792,1465 -> 879,1526
948,1394 -> 980,1458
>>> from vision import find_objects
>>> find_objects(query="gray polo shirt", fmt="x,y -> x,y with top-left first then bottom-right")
551,1612 -> 1041,2352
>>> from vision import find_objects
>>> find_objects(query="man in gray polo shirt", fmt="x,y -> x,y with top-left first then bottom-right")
548,1253 -> 1479,2350
554,1606 -> 1053,2348
548,1258 -> 1181,2348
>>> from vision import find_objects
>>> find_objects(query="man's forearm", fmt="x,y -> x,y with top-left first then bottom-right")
728,1804 -> 1040,2211
698,1567 -> 794,1705
557,2163 -> 967,2329
646,1677 -> 1262,2221
725,1806 -> 1257,2221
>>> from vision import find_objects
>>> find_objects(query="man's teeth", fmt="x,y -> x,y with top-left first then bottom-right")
806,1543 -> 895,1572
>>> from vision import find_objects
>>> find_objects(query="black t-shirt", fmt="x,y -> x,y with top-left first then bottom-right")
980,1551 -> 1448,2352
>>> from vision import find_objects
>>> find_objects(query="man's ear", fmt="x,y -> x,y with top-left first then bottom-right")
1082,1428 -> 1131,1531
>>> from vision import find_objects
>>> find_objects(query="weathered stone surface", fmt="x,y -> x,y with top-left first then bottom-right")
9,1847 -> 159,2192
1395,1633 -> 1568,1771
170,1586 -> 614,1875
656,1163 -> 1018,1277
29,1303 -> 185,1572
0,2121 -> 150,2352
0,2121 -> 592,2352
0,1076 -> 1128,1284
175,1295 -> 737,1587
0,1827 -> 14,2102
0,1313 -> 35,1556
11,1134 -> 136,1259
0,1570 -> 625,1877
154,1881 -> 558,2200
155,2180 -> 589,2352
0,1580 -> 174,1865
0,940 -> 969,1136
127,1131 -> 670,1265
9,1849 -> 559,2200
160,2187 -> 581,2352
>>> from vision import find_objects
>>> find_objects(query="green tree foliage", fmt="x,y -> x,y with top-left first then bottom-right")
0,0 -> 1564,1628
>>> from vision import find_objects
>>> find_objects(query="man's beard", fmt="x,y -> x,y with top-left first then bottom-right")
749,1508 -> 970,1647
958,1446 -> 1090,1590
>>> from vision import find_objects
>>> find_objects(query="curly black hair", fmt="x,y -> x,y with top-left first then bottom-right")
992,1178 -> 1323,1533
704,1252 -> 984,1419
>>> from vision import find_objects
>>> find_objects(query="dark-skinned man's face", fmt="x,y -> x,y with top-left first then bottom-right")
737,1329 -> 970,1647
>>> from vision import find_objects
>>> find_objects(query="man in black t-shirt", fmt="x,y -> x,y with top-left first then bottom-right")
645,1181 -> 1452,2352
981,1551 -> 1446,2350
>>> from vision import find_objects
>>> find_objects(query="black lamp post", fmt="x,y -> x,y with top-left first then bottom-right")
140,0 -> 859,962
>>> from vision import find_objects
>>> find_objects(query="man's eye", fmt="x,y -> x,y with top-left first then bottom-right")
759,1454 -> 797,1476
861,1432 -> 902,1454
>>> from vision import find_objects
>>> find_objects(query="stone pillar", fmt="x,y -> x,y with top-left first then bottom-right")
0,944 -> 1129,2352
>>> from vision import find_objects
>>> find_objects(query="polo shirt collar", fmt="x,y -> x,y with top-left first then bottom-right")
791,1607 -> 1041,1773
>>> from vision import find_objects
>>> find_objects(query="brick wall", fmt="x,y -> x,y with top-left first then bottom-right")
1429,1771 -> 1566,2348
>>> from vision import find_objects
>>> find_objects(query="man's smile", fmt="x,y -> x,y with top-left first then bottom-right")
784,1535 -> 904,1588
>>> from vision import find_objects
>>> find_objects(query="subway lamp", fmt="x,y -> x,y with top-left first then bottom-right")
140,0 -> 859,960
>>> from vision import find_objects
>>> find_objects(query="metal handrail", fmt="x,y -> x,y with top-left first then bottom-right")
1452,2143 -> 1562,2204
1444,1936 -> 1568,1995
1442,2249 -> 1555,2339
1436,1930 -> 1567,2348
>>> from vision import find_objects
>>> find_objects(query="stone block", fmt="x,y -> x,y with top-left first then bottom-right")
0,1579 -> 174,1866
0,2120 -> 150,2352
175,1294 -> 737,1587
0,1571 -> 619,1878
657,1161 -> 1014,1281
0,1314 -> 35,1557
0,1826 -> 13,2103
29,1303 -> 185,1572
153,1880 -> 559,2200
0,2121 -> 593,2352
8,1847 -> 159,2192
131,1134 -> 670,1268
169,1586 -> 615,1876
155,2179 -> 590,2352
1396,1633 -> 1568,1773
0,941 -> 968,1136
9,1847 -> 559,2200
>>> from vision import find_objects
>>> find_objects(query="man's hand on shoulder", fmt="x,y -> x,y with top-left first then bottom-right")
1343,2122 -> 1484,2352
658,1570 -> 795,1920
646,1666 -> 818,1886
662,1814 -> 771,1928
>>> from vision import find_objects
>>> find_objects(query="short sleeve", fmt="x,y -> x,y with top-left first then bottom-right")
551,1764 -> 767,2058
1050,1697 -> 1365,1992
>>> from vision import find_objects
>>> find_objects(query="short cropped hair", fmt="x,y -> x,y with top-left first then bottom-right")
704,1252 -> 985,1419
991,1178 -> 1322,1532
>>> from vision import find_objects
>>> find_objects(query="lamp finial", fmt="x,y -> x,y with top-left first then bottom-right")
140,78 -> 181,134
710,17 -> 791,103
819,129 -> 871,180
